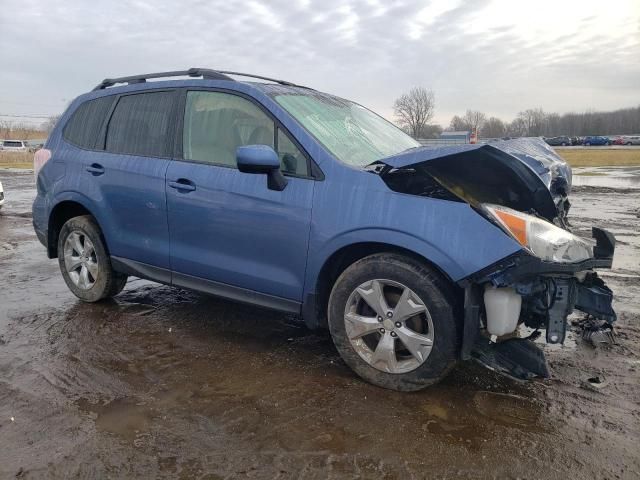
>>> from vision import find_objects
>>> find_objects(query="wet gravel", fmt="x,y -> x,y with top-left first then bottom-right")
1,169 -> 639,479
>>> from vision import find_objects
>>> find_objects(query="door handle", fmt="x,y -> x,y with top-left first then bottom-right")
86,163 -> 105,176
168,179 -> 196,192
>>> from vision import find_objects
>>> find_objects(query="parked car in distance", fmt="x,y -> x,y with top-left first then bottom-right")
570,136 -> 583,146
544,136 -> 572,146
623,135 -> 640,145
583,136 -> 610,146
32,68 -> 617,391
1,140 -> 28,151
0,180 -> 4,210
612,136 -> 626,145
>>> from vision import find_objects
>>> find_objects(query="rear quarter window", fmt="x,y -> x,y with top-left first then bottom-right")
63,95 -> 115,149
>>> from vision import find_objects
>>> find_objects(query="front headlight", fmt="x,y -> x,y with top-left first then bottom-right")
483,204 -> 593,263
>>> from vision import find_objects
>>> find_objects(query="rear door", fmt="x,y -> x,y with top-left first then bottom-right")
80,90 -> 179,271
166,89 -> 314,304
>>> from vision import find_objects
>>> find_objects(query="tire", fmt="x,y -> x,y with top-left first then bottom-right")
57,215 -> 127,302
585,142 -> 590,146
328,253 -> 461,391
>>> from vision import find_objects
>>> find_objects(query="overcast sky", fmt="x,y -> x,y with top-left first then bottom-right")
0,0 -> 638,127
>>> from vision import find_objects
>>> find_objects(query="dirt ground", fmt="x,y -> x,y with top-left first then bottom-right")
0,168 -> 638,479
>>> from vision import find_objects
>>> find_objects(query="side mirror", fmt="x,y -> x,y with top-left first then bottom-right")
236,145 -> 287,191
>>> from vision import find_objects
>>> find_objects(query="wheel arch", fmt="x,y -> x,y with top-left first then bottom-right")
47,196 -> 105,259
302,241 -> 462,330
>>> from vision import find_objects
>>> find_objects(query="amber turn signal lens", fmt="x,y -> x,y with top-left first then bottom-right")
494,209 -> 528,246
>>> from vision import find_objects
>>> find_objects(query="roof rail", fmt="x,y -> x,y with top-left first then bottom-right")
92,68 -> 232,91
216,70 -> 302,87
92,68 -> 307,91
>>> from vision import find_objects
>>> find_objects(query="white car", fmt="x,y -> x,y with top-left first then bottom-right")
1,140 -> 28,151
0,180 -> 4,210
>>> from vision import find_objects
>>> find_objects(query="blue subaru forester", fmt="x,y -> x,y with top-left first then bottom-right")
33,68 -> 617,390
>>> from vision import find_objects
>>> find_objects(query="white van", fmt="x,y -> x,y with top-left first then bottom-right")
1,140 -> 28,151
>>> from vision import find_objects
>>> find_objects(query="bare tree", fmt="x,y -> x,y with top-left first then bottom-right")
41,115 -> 61,135
462,110 -> 486,134
393,87 -> 435,138
506,117 -> 527,137
517,108 -> 547,136
482,117 -> 506,138
448,115 -> 470,131
447,110 -> 486,134
0,119 -> 11,139
446,104 -> 640,139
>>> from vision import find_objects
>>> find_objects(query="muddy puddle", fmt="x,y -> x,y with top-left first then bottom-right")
573,166 -> 640,189
1,170 -> 639,478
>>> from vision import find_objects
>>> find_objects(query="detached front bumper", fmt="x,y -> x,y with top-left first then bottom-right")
459,227 -> 617,379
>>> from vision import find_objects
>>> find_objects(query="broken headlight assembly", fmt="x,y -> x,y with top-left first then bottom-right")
482,204 -> 593,263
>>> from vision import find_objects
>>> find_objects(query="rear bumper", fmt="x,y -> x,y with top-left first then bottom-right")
32,193 -> 50,252
34,221 -> 48,249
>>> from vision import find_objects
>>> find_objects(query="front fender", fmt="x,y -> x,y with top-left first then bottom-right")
307,227 -> 460,289
305,179 -> 525,299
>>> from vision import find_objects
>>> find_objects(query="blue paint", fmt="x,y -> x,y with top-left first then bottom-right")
34,77 -> 531,313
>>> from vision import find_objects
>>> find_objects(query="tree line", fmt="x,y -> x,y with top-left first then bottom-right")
393,87 -> 640,139
0,115 -> 60,140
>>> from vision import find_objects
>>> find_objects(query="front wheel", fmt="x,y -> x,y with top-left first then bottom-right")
328,253 -> 461,391
57,215 -> 128,302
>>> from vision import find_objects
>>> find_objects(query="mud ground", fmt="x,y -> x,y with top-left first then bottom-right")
0,168 -> 638,479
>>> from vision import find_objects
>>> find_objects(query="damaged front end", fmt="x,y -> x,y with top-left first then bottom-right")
373,138 -> 616,381
458,228 -> 616,381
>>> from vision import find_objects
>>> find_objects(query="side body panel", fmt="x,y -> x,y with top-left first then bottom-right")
303,158 -> 524,295
166,161 -> 314,300
35,79 -> 524,318
76,149 -> 171,268
35,88 -> 173,269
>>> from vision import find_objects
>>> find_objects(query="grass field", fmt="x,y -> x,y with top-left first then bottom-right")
554,148 -> 640,167
0,151 -> 33,169
1,147 -> 640,170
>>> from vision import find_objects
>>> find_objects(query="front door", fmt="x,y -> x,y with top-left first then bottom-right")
166,90 -> 314,304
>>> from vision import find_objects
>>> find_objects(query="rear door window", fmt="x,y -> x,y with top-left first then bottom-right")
63,95 -> 115,149
105,91 -> 177,157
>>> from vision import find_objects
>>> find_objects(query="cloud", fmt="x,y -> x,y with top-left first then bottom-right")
0,0 -> 638,126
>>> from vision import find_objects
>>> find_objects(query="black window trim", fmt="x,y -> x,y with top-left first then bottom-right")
99,88 -> 182,160
61,95 -> 117,151
176,87 -> 324,181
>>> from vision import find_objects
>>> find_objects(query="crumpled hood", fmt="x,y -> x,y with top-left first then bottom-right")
375,137 -> 572,222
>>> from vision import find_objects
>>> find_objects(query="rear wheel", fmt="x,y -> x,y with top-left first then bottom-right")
57,215 -> 127,302
328,253 -> 461,391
